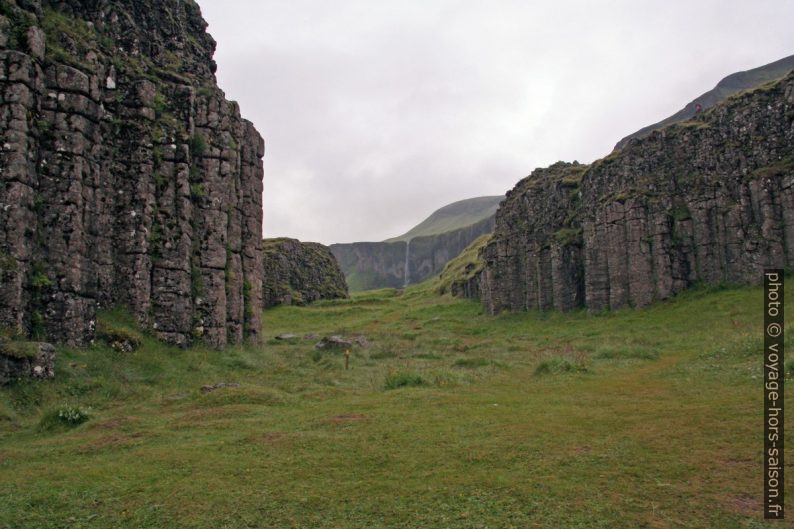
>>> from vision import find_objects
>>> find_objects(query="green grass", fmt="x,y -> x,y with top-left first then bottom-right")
0,340 -> 40,359
345,269 -> 400,292
95,308 -> 145,352
384,370 -> 427,390
533,355 -> 589,375
0,281 -> 791,527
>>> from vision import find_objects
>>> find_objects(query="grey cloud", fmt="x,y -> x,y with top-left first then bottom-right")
197,0 -> 794,244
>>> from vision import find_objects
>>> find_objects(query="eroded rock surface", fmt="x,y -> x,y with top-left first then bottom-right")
0,1 -> 264,347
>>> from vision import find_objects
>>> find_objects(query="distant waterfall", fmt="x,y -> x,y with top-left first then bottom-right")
403,239 -> 411,287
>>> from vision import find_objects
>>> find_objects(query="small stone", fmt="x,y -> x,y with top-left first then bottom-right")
314,335 -> 353,350
200,382 -> 240,394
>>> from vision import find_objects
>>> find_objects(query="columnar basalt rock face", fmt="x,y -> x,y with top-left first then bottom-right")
477,162 -> 585,314
261,238 -> 348,308
0,0 -> 264,347
475,72 -> 794,314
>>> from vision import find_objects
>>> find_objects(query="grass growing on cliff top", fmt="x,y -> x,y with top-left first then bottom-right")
432,233 -> 490,295
0,281 -> 790,528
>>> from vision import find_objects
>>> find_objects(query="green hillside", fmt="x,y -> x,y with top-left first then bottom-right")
385,196 -> 503,242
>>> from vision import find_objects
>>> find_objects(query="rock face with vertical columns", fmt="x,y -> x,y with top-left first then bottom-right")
473,71 -> 794,314
0,0 -> 264,347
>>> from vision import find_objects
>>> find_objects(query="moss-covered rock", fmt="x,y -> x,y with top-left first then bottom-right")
0,339 -> 55,385
262,238 -> 348,308
95,319 -> 144,353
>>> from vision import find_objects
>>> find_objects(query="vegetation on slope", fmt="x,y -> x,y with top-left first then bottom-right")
385,196 -> 503,242
0,281 -> 790,527
430,233 -> 490,295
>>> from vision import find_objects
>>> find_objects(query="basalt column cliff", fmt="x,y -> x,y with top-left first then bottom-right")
474,71 -> 794,314
0,0 -> 264,346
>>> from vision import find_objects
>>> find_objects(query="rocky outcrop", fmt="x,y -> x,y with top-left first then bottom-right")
0,339 -> 55,385
474,70 -> 794,314
0,1 -> 264,347
435,234 -> 490,299
331,216 -> 496,291
476,163 -> 585,313
262,238 -> 347,307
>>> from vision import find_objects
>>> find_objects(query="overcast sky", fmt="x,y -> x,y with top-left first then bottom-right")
196,0 -> 794,245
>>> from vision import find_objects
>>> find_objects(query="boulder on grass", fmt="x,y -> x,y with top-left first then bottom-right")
314,335 -> 370,350
0,340 -> 55,385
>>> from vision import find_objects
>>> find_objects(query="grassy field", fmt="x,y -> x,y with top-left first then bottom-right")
0,281 -> 791,528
